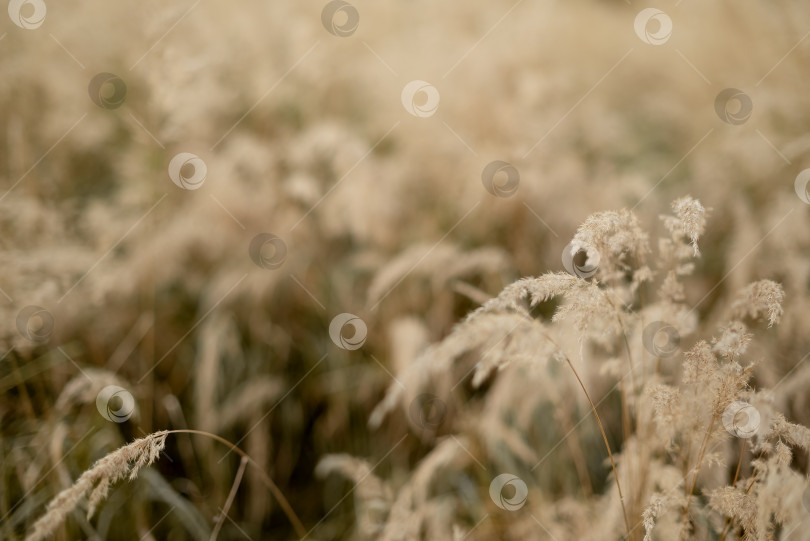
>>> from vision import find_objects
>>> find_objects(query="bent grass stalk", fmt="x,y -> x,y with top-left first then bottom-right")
537,322 -> 631,538
600,288 -> 638,526
165,430 -> 307,538
26,430 -> 306,540
563,356 -> 631,538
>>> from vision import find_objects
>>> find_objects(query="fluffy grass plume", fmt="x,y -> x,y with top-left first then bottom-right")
26,431 -> 167,541
4,1 -> 810,538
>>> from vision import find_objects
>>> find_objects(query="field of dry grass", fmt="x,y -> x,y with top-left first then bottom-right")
2,0 -> 810,539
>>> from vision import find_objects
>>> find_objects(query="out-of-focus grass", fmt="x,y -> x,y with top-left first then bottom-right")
2,1 -> 810,539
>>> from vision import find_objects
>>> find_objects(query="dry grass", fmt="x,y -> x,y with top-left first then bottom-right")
3,0 -> 810,539
26,431 -> 168,541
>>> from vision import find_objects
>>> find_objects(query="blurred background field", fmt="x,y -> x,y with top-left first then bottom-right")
2,1 -> 810,539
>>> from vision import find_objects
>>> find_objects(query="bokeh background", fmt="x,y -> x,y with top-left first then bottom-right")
2,0 -> 810,539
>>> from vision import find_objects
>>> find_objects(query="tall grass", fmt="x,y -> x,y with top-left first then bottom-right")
3,1 -> 810,539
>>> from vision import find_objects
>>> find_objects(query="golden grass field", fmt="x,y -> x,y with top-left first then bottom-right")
3,1 -> 810,539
